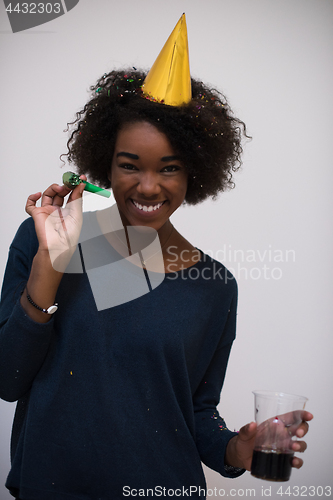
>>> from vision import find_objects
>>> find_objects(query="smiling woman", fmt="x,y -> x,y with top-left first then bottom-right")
0,14 -> 312,500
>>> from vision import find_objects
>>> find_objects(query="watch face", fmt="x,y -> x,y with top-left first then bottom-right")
47,305 -> 58,314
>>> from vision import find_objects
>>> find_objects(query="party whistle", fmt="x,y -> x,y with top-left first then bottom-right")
62,171 -> 111,198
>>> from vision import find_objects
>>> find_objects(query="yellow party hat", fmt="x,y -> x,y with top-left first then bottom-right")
142,13 -> 191,106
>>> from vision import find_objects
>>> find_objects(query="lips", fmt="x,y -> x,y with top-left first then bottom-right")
131,199 -> 165,213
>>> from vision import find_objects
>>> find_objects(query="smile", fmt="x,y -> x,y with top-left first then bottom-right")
131,200 -> 165,212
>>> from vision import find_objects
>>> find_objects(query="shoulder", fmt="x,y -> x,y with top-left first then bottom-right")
165,250 -> 237,303
197,250 -> 238,294
10,217 -> 39,256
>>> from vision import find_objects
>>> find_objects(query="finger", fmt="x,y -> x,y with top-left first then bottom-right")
301,411 -> 314,422
296,421 -> 309,438
291,456 -> 303,469
25,192 -> 42,215
41,184 -> 62,207
67,182 -> 85,203
238,422 -> 257,441
52,185 -> 73,206
41,184 -> 71,207
292,440 -> 307,453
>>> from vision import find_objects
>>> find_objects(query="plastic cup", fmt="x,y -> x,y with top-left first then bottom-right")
250,391 -> 308,482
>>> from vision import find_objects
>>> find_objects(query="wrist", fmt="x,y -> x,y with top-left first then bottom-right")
20,250 -> 64,323
37,240 -> 78,274
34,249 -> 64,277
25,287 -> 58,315
225,435 -> 246,469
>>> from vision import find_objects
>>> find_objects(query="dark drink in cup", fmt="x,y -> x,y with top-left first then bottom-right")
251,391 -> 307,482
251,448 -> 294,481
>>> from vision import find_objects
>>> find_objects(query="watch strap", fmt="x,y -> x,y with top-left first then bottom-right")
25,289 -> 58,315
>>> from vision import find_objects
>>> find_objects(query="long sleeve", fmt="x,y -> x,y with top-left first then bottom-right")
193,287 -> 245,478
0,218 -> 55,402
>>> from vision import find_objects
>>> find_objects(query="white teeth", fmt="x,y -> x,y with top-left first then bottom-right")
133,200 -> 163,212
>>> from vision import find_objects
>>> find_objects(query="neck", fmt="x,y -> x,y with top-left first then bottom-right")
157,220 -> 174,249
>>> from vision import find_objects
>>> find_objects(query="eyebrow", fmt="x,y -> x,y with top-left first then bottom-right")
116,152 -> 182,162
116,152 -> 139,160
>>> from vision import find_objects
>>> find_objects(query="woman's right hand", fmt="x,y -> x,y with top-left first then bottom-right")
25,177 -> 86,272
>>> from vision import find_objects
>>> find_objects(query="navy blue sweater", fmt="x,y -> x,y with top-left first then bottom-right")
0,216 -> 244,499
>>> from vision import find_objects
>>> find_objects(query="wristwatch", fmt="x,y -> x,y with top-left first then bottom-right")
25,289 -> 58,314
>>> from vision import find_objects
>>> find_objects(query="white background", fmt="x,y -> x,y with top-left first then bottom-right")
0,0 -> 332,498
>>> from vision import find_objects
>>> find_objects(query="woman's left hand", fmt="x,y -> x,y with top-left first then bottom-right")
225,411 -> 313,471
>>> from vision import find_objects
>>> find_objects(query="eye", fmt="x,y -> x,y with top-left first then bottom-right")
161,165 -> 181,173
119,163 -> 138,171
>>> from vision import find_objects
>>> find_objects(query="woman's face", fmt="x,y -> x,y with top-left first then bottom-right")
110,121 -> 188,231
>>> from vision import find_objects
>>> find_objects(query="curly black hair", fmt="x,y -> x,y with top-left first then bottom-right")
64,69 -> 249,205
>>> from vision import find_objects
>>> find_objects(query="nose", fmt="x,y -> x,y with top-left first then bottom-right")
136,172 -> 161,197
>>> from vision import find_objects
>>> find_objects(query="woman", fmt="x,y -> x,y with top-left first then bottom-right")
0,68 -> 312,499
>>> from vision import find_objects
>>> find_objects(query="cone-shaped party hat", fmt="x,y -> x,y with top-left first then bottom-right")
142,13 -> 191,106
